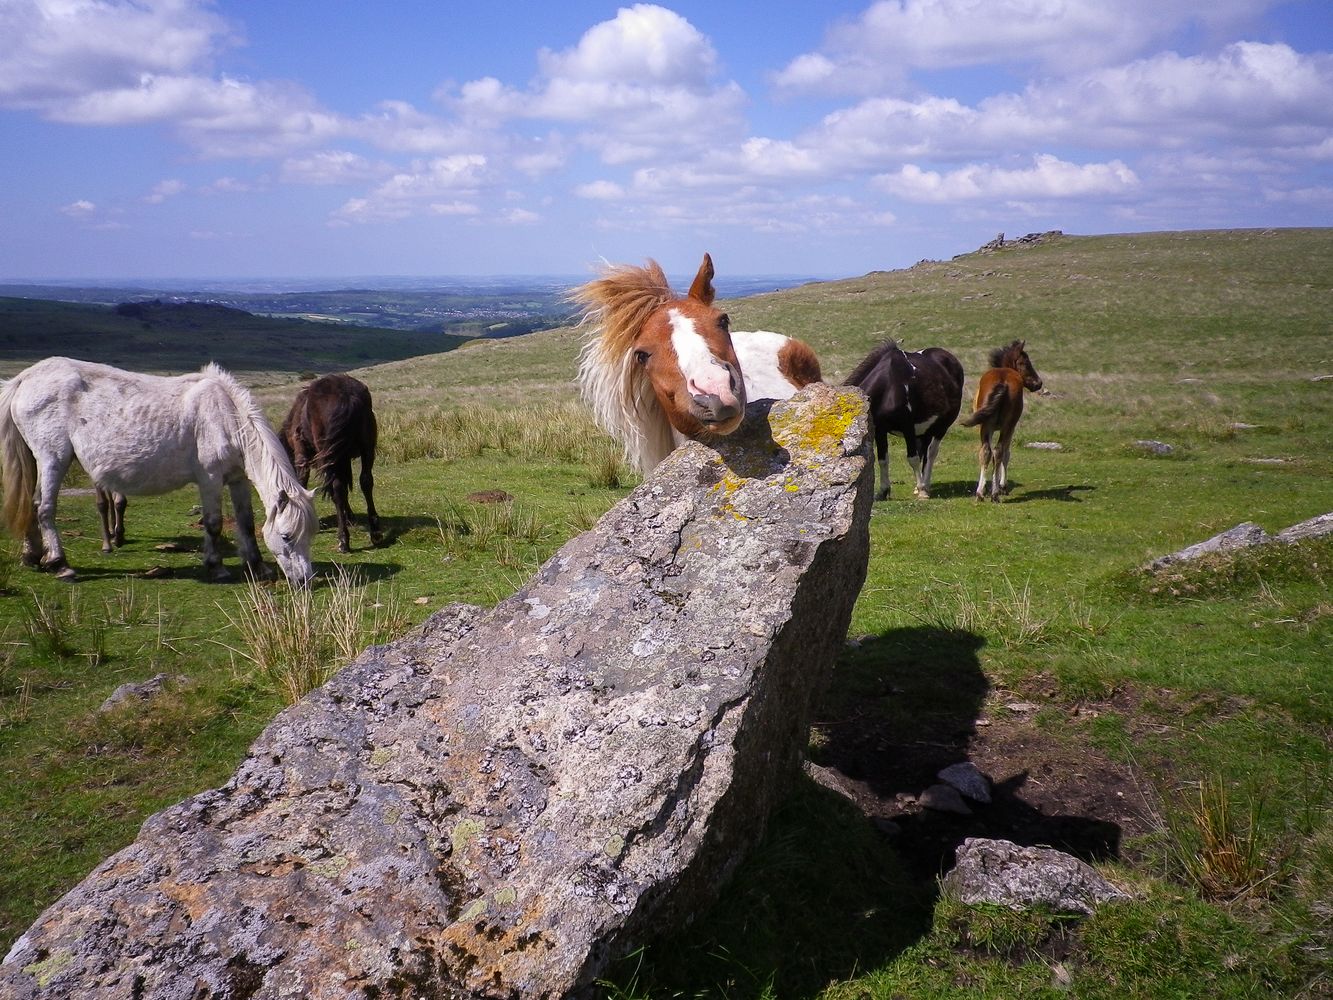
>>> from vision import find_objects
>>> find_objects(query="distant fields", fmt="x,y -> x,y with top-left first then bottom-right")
1,228 -> 1331,998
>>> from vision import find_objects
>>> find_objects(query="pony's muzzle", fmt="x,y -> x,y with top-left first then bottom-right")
689,392 -> 743,431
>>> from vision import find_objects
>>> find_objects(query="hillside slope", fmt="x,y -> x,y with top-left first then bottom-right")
329,227 -> 1332,411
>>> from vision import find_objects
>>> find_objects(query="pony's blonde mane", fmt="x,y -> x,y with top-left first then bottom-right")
202,364 -> 314,517
571,260 -> 679,475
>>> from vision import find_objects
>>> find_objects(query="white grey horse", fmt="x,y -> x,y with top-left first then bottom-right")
0,357 -> 316,585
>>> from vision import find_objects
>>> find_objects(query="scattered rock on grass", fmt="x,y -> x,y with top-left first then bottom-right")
98,674 -> 189,713
920,784 -> 973,815
938,762 -> 992,804
1133,440 -> 1174,455
1146,513 -> 1333,572
943,837 -> 1130,916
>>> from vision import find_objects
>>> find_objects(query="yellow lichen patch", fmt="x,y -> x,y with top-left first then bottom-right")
603,833 -> 625,857
310,855 -> 351,879
709,468 -> 746,496
451,817 -> 485,856
383,806 -> 402,826
494,886 -> 518,907
769,391 -> 863,458
24,948 -> 74,987
368,746 -> 396,767
460,898 -> 489,922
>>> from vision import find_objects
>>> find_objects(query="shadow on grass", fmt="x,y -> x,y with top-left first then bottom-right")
601,777 -> 933,1000
611,626 -> 1134,997
1004,483 -> 1096,503
366,513 -> 443,547
817,627 -> 1123,882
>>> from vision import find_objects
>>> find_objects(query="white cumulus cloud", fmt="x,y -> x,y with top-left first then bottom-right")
876,154 -> 1139,202
773,0 -> 1280,95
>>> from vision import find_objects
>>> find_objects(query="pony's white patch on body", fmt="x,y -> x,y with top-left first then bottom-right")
667,309 -> 736,402
732,330 -> 799,400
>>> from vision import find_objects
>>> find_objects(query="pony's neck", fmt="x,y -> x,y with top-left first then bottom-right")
237,416 -> 305,506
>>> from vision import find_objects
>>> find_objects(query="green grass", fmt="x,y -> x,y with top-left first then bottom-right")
1,228 -> 1331,997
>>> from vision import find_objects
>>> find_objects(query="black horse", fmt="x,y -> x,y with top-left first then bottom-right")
279,373 -> 382,553
845,340 -> 965,500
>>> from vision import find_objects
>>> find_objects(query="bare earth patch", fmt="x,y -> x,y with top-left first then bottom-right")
813,661 -> 1160,881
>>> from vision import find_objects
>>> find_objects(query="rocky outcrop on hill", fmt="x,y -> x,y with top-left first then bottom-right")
965,231 -> 1065,256
1,384 -> 873,1000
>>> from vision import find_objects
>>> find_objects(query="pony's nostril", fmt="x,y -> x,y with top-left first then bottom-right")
691,392 -> 741,424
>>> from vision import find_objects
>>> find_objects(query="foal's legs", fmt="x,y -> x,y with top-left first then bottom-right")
995,428 -> 1014,498
975,429 -> 994,502
228,478 -> 273,580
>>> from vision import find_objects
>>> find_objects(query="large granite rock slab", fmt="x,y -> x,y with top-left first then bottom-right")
2,384 -> 873,999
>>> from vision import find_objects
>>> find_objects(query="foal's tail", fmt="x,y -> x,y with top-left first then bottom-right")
0,378 -> 36,540
960,382 -> 1008,428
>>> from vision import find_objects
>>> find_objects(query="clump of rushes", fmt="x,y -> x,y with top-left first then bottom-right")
221,568 -> 406,704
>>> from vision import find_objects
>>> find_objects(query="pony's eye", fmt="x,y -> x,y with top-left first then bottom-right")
718,313 -> 730,332
281,533 -> 293,545
634,350 -> 650,366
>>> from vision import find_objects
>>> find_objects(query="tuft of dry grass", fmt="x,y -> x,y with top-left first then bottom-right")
219,568 -> 407,705
1168,776 -> 1276,901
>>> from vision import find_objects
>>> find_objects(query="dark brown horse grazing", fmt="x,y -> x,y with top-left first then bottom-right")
960,340 -> 1043,501
280,373 -> 381,553
845,340 -> 964,500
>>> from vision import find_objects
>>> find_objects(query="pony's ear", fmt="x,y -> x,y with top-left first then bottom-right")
688,253 -> 716,306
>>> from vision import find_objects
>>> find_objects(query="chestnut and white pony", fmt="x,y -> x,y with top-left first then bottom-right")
573,253 -> 822,474
0,357 -> 316,584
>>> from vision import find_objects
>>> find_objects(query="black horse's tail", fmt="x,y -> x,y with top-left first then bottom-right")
311,392 -> 369,496
960,382 -> 1008,427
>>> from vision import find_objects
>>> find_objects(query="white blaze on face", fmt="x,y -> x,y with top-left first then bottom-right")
667,309 -> 739,405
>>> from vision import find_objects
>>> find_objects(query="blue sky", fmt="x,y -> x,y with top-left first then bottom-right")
1,0 -> 1330,282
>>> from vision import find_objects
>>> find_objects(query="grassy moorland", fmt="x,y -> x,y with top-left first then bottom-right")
1,228 -> 1331,998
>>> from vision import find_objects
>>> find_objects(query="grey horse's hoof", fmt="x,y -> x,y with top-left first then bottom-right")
55,566 -> 77,582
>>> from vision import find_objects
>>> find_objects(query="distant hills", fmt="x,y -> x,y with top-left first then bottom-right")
0,272 -> 824,378
0,295 -> 476,377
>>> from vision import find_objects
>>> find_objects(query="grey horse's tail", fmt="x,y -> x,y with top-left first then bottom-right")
960,381 -> 1009,428
0,376 -> 36,540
